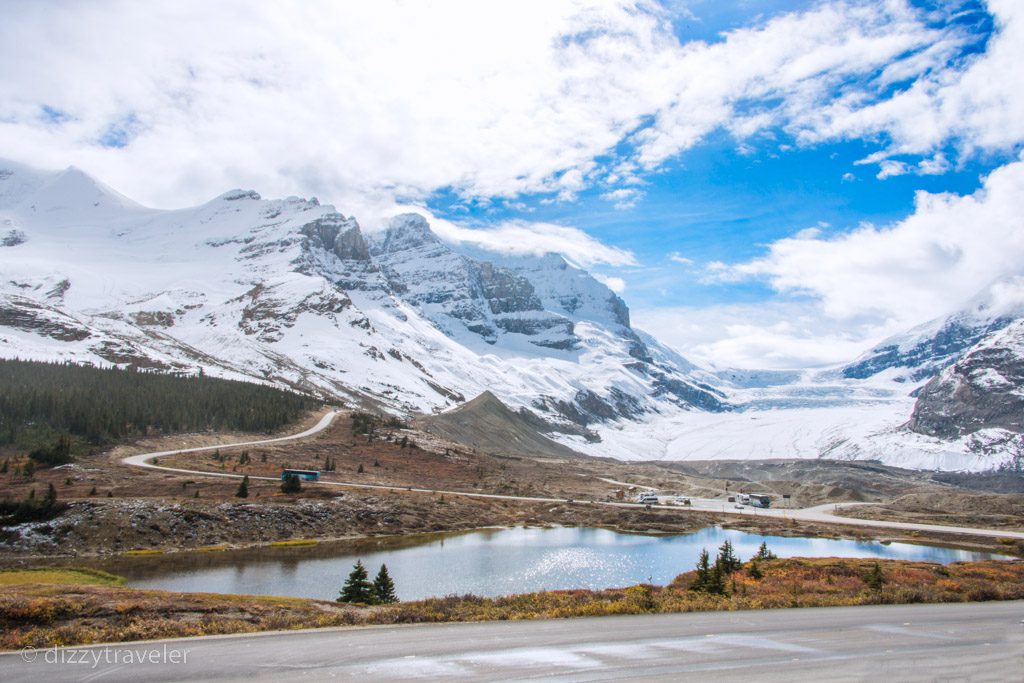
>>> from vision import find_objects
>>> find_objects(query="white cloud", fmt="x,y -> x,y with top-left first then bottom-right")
593,274 -> 627,293
718,154 -> 1024,327
795,0 -> 1024,165
0,0 -> 1001,212
668,251 -> 693,265
631,1 -> 961,169
0,0 -> 675,209
634,302 -> 895,369
876,160 -> 911,179
600,187 -> 643,209
424,215 -> 638,268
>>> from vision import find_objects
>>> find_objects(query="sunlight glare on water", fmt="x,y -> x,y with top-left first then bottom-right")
112,526 -> 1009,601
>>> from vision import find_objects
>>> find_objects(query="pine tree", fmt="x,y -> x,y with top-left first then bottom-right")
338,560 -> 375,603
865,562 -> 885,591
707,562 -> 726,595
235,475 -> 249,498
281,473 -> 302,493
690,548 -> 711,592
357,463 -> 364,474
373,564 -> 399,604
717,540 -> 742,574
44,482 -> 57,507
748,559 -> 763,580
756,541 -> 777,561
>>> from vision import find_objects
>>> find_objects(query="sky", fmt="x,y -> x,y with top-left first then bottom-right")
1,0 -> 1022,369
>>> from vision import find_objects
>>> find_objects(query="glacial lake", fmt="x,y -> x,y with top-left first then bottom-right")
104,526 -> 1009,601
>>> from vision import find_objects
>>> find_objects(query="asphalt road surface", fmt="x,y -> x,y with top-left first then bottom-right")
3,601 -> 1023,682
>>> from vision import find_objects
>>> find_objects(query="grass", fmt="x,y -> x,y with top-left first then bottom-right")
124,549 -> 164,556
269,539 -> 318,547
0,568 -> 124,587
2,557 -> 1023,650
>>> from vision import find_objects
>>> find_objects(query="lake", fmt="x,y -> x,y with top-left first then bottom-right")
104,526 -> 1009,601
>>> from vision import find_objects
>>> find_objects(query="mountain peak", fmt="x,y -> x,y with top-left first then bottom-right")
373,213 -> 443,254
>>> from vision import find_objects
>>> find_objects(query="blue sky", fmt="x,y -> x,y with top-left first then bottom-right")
2,0 -> 1022,368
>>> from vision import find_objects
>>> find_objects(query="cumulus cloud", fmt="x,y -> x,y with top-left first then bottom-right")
718,154 -> 1024,326
630,1 -> 964,169
634,302 -> 894,369
796,0 -> 1024,163
424,215 -> 639,268
0,0 -> 1001,211
0,0 -> 677,209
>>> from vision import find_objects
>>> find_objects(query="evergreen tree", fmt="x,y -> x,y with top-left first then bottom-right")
0,358 -> 315,459
690,548 -> 711,592
748,559 -> 763,580
44,483 -> 57,507
357,463 -> 364,474
281,474 -> 302,494
865,562 -> 885,591
338,560 -> 375,603
755,541 -> 777,560
235,475 -> 249,498
716,540 -> 742,574
707,562 -> 726,595
373,564 -> 399,604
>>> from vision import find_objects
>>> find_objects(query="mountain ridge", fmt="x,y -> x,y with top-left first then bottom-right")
2,158 -> 1022,471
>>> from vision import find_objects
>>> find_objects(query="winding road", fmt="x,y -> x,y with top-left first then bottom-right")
121,410 -> 1024,542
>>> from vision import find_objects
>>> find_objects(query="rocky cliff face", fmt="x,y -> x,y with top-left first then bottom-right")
0,160 -> 728,444
843,278 -> 1024,383
908,319 -> 1024,438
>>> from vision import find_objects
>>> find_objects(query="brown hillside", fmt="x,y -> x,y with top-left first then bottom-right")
416,391 -> 583,459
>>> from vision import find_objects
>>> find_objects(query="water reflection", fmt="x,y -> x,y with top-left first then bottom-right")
105,526 -> 1009,601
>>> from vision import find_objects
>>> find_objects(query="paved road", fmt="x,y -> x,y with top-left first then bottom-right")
120,411 -> 1024,543
4,601 -> 1023,682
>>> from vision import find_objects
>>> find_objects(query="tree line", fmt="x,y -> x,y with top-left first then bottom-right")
0,359 -> 318,461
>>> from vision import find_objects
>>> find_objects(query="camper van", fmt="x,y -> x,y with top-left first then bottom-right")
637,492 -> 659,504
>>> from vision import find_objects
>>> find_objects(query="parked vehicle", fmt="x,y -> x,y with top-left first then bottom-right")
637,492 -> 659,504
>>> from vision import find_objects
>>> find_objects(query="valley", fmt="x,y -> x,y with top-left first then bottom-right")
2,405 -> 1021,566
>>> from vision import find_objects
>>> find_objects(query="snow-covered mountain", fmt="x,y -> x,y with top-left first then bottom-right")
906,319 -> 1024,468
2,158 -> 1021,471
842,276 -> 1024,383
0,158 -> 724,439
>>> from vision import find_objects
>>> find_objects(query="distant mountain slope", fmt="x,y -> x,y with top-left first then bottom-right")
415,391 -> 583,459
843,276 -> 1024,382
908,319 -> 1024,439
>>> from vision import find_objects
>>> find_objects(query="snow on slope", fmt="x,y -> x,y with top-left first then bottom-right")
0,159 -> 721,431
2,158 -> 1021,471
